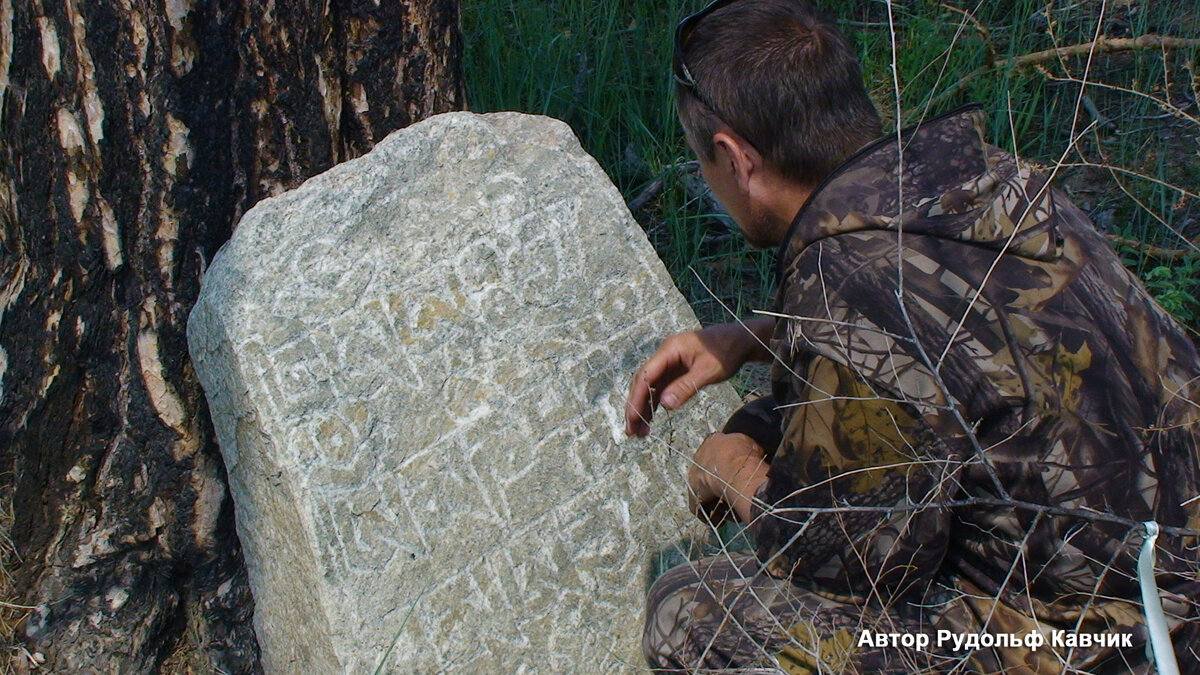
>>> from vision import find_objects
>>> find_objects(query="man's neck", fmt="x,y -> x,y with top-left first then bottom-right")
757,174 -> 816,246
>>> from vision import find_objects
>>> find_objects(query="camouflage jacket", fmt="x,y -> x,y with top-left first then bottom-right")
753,106 -> 1200,653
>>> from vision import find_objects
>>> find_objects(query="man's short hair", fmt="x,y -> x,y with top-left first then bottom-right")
676,0 -> 881,186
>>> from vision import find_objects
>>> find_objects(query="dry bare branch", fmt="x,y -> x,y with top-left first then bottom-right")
1106,234 -> 1200,261
932,34 -> 1200,109
1041,70 -> 1200,125
628,161 -> 700,215
767,496 -> 1200,539
937,2 -> 995,67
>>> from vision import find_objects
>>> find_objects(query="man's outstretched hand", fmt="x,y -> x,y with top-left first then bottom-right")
624,318 -> 775,437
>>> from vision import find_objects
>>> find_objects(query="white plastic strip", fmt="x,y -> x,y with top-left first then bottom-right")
1138,521 -> 1180,675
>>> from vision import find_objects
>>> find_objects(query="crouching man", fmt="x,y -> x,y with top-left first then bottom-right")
625,1 -> 1200,672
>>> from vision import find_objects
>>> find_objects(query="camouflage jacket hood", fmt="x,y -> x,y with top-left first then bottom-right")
777,105 -> 1061,285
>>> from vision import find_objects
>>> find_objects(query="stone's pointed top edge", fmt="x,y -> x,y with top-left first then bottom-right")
228,111 -> 591,236
375,110 -> 588,163
405,109 -> 578,137
477,110 -> 582,145
207,111 -> 616,301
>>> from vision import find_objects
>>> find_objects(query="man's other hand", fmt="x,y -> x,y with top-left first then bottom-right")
688,432 -> 769,525
624,318 -> 775,437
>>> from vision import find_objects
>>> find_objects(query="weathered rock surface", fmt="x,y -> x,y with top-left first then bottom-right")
187,112 -> 740,673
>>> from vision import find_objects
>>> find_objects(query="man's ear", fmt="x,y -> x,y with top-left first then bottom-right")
711,130 -> 762,194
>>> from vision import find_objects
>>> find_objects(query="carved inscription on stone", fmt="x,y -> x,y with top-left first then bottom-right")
188,112 -> 739,672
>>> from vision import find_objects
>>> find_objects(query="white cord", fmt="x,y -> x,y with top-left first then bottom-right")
1138,521 -> 1180,675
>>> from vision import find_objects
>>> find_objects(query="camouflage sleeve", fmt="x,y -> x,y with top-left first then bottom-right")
751,352 -> 958,599
751,231 -> 990,598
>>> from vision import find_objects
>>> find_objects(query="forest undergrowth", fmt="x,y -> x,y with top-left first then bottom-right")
6,2 -> 1193,672
462,2 -> 1200,672
463,0 -> 1200,362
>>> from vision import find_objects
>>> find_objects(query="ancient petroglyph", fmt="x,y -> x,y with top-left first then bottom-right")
189,112 -> 738,673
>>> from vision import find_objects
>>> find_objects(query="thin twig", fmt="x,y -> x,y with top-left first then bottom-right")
904,0 -> 983,126
626,160 -> 699,215
937,2 -> 995,67
770,496 -> 1200,538
1083,122 -> 1200,259
1042,71 -> 1200,125
752,309 -> 919,345
932,34 -> 1200,109
896,288 -> 1012,501
1106,234 -> 1200,261
1011,35 -> 1200,69
1057,162 -> 1200,202
1081,94 -> 1116,131
626,177 -> 665,216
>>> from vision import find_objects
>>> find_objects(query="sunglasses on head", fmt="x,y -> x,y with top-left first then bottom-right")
673,0 -> 762,149
673,0 -> 742,91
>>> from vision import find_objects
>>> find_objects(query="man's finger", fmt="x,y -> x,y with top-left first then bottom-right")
624,345 -> 684,436
658,375 -> 704,411
624,387 -> 657,437
625,364 -> 663,436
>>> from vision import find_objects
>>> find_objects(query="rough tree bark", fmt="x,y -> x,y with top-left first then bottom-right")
0,0 -> 463,671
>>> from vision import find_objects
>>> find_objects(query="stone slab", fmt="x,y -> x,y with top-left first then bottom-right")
187,111 -> 740,673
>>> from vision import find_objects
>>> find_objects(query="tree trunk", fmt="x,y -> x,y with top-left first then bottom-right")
0,0 -> 463,671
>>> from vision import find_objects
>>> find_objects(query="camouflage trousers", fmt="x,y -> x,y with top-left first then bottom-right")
643,553 -> 946,674
642,400 -> 1199,674
642,553 -> 1197,674
643,399 -> 945,672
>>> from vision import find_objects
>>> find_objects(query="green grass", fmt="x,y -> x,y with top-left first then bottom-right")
463,0 -> 777,326
462,0 -> 1200,336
